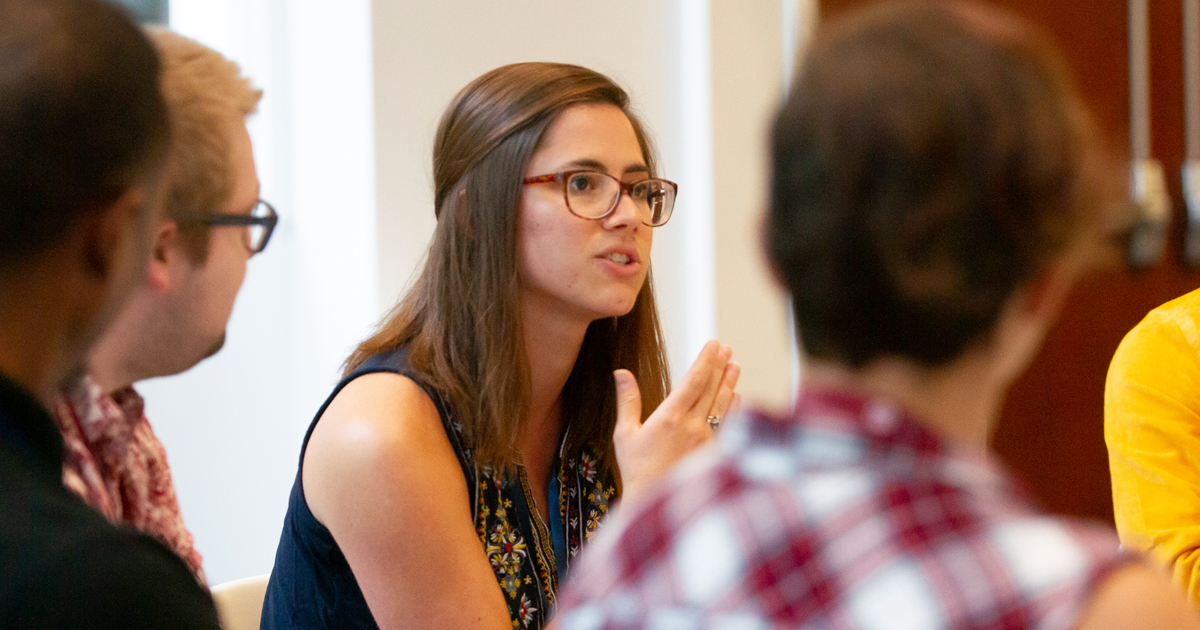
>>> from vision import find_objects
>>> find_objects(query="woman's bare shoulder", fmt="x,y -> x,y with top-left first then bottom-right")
298,373 -> 511,628
302,372 -> 467,525
314,372 -> 445,447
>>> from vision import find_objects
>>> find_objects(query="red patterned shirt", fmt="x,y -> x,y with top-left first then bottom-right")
52,375 -> 206,585
557,386 -> 1128,629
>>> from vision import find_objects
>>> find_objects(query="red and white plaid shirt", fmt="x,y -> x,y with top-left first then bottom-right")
52,375 -> 206,585
558,386 -> 1128,629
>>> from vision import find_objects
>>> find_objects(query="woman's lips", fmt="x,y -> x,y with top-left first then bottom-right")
596,253 -> 642,277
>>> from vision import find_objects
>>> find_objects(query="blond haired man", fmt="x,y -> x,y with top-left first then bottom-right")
51,27 -> 275,583
0,0 -> 221,626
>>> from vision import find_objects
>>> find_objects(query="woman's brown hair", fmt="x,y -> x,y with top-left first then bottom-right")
346,62 -> 671,479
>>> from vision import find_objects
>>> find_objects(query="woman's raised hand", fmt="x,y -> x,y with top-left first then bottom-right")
612,340 -> 740,504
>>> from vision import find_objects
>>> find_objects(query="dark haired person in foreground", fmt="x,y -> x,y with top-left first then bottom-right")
50,27 -> 271,587
557,2 -> 1198,628
0,0 -> 219,627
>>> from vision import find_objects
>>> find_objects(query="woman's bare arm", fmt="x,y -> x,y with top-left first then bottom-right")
1074,563 -> 1200,630
302,372 -> 511,630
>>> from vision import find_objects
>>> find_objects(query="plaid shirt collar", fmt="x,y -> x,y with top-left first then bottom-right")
723,383 -> 1023,515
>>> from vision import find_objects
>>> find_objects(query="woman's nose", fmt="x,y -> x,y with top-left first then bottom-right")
603,188 -> 643,229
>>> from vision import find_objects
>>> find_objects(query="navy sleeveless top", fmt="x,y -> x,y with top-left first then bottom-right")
261,347 -> 619,629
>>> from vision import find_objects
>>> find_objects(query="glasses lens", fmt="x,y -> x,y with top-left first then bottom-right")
632,179 -> 675,226
247,200 -> 278,253
246,202 -> 266,251
565,172 -> 619,219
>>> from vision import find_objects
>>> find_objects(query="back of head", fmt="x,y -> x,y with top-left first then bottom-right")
768,0 -> 1108,369
146,27 -> 262,264
0,0 -> 169,271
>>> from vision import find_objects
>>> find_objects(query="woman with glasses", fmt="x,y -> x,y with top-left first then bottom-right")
262,63 -> 739,630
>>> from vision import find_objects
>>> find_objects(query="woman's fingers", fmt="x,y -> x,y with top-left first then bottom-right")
613,343 -> 735,502
707,362 -> 741,421
729,393 -> 743,417
687,344 -> 733,417
661,340 -> 722,416
612,369 -> 643,438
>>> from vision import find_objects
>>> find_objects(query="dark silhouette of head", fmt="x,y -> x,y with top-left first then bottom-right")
0,0 -> 169,270
768,1 -> 1108,369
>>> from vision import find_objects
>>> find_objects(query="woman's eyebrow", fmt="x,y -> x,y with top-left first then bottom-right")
558,158 -> 650,175
560,158 -> 609,172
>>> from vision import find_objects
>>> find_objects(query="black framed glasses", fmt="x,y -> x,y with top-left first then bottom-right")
522,170 -> 677,227
181,199 -> 278,254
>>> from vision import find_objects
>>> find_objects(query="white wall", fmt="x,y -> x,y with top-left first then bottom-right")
143,0 -> 814,585
143,0 -> 378,585
710,0 -> 796,409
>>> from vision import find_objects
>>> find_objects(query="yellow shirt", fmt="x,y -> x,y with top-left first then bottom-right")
1107,286 -> 1200,604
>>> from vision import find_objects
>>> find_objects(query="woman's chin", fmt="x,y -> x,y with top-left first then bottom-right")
590,299 -> 639,321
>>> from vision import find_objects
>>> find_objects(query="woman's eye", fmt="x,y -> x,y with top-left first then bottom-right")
568,175 -> 594,192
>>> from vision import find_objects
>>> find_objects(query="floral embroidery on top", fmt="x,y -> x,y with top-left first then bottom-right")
485,518 -> 529,597
562,452 -> 617,560
515,594 -> 538,628
454,421 -> 616,630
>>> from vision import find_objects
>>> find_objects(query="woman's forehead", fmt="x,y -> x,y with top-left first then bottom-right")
531,103 -> 646,174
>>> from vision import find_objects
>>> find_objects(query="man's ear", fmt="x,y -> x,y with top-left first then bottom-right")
82,187 -> 150,283
1019,258 -> 1080,323
146,220 -> 180,291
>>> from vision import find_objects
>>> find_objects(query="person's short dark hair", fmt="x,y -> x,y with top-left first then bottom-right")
767,0 -> 1108,369
0,0 -> 169,270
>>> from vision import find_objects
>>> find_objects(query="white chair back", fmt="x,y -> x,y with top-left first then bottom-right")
210,574 -> 270,630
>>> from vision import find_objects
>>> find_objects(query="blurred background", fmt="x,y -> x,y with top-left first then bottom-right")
113,0 -> 809,584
